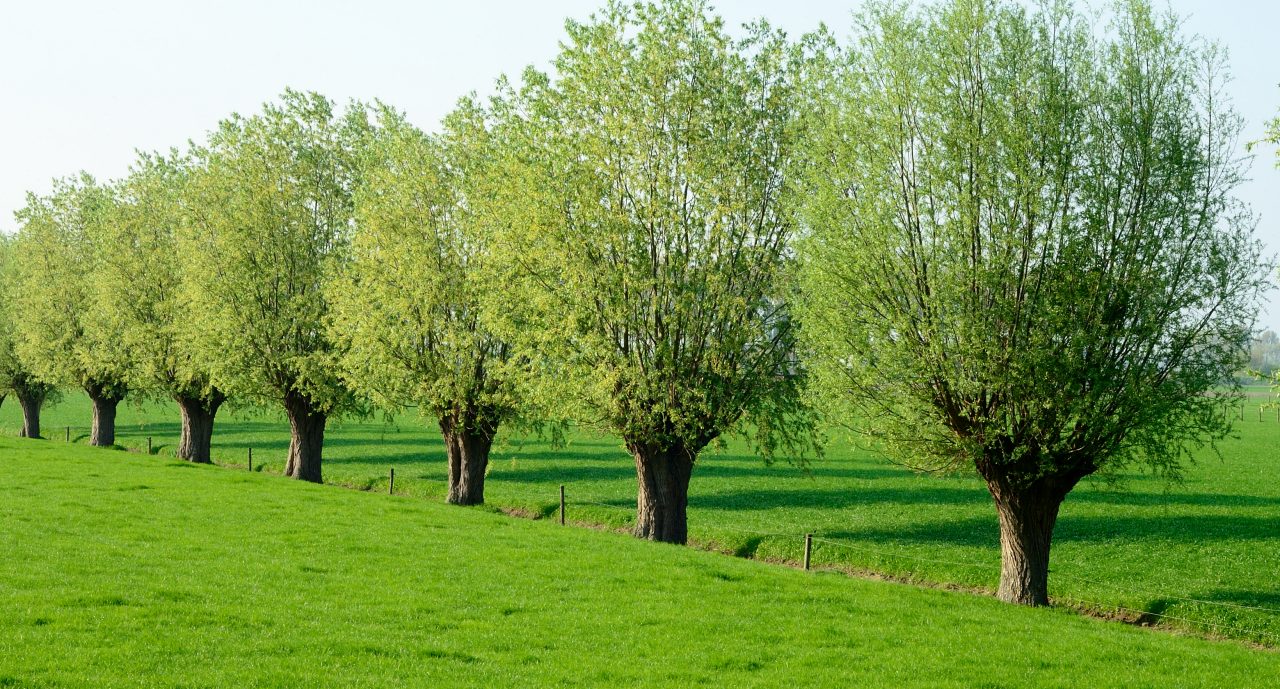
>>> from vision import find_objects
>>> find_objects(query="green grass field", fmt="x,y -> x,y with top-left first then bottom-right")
2,435 -> 1279,688
3,390 -> 1280,649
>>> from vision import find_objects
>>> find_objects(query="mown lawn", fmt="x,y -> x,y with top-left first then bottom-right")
1,436 -> 1278,688
3,392 -> 1280,646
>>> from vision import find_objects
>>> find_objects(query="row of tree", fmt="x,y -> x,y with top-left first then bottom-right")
0,0 -> 1270,607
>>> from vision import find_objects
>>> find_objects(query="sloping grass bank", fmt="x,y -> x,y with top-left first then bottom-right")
3,436 -> 1280,687
4,393 -> 1280,646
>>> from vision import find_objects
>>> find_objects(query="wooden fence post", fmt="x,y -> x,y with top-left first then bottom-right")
248,447 -> 253,472
146,437 -> 152,455
804,533 -> 813,571
560,485 -> 566,526
389,467 -> 395,495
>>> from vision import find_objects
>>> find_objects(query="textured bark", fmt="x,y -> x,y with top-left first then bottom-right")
440,413 -> 498,506
283,391 -> 326,483
991,491 -> 1060,605
87,387 -> 125,447
176,390 -> 225,463
630,442 -> 695,544
978,458 -> 1085,606
17,388 -> 45,439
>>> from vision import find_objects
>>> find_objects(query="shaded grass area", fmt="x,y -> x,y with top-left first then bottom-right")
2,437 -> 1279,688
3,392 -> 1280,645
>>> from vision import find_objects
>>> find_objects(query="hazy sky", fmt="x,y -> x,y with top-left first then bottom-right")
2,0 -> 1277,323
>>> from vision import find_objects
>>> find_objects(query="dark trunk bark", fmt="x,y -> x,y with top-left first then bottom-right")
283,391 -> 326,483
978,460 -> 1085,606
17,388 -> 44,439
87,389 -> 124,447
440,413 -> 498,506
630,441 -> 695,544
991,490 -> 1061,605
175,390 -> 224,463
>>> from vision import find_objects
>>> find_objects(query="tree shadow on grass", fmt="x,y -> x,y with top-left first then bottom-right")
1193,589 -> 1280,611
699,462 -> 913,482
1069,488 -> 1280,508
822,513 -> 1280,550
693,486 -> 991,512
482,452 -> 915,485
488,462 -> 635,485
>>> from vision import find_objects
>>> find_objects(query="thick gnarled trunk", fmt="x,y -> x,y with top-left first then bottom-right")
630,442 -> 695,544
85,381 -> 126,447
978,460 -> 1086,606
992,491 -> 1061,605
440,413 -> 498,506
176,390 -> 224,463
17,388 -> 45,439
88,395 -> 122,447
283,391 -> 326,483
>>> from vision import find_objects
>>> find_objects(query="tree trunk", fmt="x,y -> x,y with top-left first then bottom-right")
87,388 -> 125,447
17,388 -> 44,439
979,462 -> 1084,606
283,391 -> 326,483
175,390 -> 224,463
991,491 -> 1061,605
440,413 -> 498,506
630,441 -> 695,544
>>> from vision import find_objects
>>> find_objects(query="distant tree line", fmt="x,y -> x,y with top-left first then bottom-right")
1249,330 -> 1280,378
0,0 -> 1270,607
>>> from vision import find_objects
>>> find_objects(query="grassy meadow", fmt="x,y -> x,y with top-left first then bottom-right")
2,435 -> 1279,688
2,389 -> 1279,649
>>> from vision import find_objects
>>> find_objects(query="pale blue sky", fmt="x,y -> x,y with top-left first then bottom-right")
2,0 -> 1277,323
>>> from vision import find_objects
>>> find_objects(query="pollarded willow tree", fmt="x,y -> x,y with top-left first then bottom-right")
797,0 -> 1268,605
0,236 -> 57,438
329,101 -> 524,505
97,151 -> 226,462
13,176 -> 130,445
508,0 -> 817,543
182,90 -> 366,482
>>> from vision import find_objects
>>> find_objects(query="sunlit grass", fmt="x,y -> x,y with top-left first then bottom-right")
4,391 -> 1280,645
3,436 -> 1278,687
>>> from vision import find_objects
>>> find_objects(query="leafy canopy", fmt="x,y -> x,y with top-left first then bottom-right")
329,100 -> 524,427
505,0 -> 817,459
181,90 -> 368,413
11,175 -> 131,396
96,151 -> 216,402
797,0 -> 1268,481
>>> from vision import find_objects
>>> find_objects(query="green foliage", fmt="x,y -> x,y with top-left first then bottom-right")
180,90 -> 368,413
96,151 -> 215,402
328,101 -> 523,429
506,0 -> 817,459
0,235 -> 56,408
3,436 -> 1278,686
0,236 -> 21,390
796,0 -> 1268,482
11,175 -> 130,396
